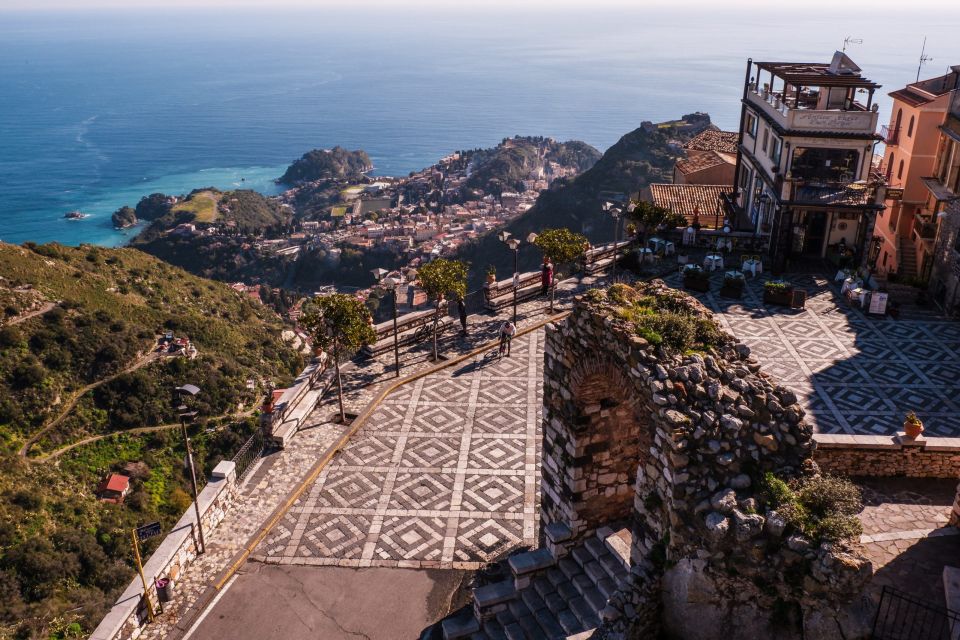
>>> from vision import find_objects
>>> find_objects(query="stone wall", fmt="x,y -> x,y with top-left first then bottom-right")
90,461 -> 240,640
541,281 -> 873,640
813,433 -> 960,478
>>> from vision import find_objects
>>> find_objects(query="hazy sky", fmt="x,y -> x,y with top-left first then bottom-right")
2,0 -> 955,9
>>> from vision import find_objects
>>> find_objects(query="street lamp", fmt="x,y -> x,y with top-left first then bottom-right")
505,237 -> 521,324
174,384 -> 205,555
603,201 -> 624,282
372,268 -> 403,377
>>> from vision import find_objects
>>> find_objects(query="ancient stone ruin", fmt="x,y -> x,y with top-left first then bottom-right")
540,281 -> 873,639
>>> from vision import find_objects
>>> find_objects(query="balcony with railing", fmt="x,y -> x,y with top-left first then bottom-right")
745,84 -> 878,135
913,216 -> 937,241
791,180 -> 876,207
881,124 -> 900,146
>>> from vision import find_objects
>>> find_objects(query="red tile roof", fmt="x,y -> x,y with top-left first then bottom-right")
102,474 -> 129,493
648,184 -> 729,228
683,129 -> 739,155
675,150 -> 736,176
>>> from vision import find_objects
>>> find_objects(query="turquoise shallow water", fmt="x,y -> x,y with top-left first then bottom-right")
1,5 -> 958,246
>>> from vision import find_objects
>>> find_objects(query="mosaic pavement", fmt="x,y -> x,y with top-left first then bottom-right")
256,329 -> 543,569
663,270 -> 960,436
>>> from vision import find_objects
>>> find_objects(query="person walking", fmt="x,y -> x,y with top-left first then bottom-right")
541,259 -> 553,295
457,297 -> 468,336
498,320 -> 516,357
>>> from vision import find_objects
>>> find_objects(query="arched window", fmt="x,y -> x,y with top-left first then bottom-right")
898,159 -> 905,180
886,153 -> 895,181
907,115 -> 915,138
895,109 -> 902,132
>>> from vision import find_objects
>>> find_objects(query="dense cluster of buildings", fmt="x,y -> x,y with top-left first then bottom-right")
647,51 -> 960,311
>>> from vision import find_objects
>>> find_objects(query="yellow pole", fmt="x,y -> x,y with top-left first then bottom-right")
131,529 -> 155,623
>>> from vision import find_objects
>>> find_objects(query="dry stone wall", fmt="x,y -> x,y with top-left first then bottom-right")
541,281 -> 873,640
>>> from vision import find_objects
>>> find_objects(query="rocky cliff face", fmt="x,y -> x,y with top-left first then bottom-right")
277,146 -> 372,185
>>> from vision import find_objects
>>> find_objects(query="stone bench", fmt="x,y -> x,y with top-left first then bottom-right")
369,308 -> 435,343
485,283 -> 543,312
484,271 -> 542,311
362,314 -> 455,356
473,580 -> 518,622
508,548 -> 556,589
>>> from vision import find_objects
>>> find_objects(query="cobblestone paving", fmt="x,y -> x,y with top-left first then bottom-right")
855,477 -> 958,604
256,329 -> 543,569
663,269 -> 960,436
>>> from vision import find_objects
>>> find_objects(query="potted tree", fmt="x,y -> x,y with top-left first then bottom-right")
534,228 -> 589,313
720,273 -> 745,298
300,293 -> 376,424
485,264 -> 497,285
903,412 -> 924,439
763,280 -> 794,306
417,258 -> 468,361
683,266 -> 711,293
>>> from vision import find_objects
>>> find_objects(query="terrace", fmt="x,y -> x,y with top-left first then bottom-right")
745,53 -> 881,137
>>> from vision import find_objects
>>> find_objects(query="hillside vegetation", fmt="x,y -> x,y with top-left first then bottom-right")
455,118 -> 706,287
0,242 -> 302,638
278,146 -> 373,185
465,137 -> 601,194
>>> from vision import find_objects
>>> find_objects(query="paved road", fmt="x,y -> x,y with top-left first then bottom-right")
185,564 -> 466,640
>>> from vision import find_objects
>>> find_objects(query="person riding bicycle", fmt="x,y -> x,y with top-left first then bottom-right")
498,320 -> 516,357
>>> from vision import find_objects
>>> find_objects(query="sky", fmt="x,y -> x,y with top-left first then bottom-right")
1,0 -> 956,9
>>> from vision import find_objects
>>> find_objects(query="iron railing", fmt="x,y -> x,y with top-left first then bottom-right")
231,430 -> 266,481
881,125 -> 900,146
871,585 -> 960,640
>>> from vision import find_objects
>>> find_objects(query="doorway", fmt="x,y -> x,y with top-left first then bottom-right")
803,211 -> 828,255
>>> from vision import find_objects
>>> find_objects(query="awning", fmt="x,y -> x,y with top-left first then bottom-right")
920,177 -> 960,202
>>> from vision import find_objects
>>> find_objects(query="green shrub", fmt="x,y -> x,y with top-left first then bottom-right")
759,472 -> 863,544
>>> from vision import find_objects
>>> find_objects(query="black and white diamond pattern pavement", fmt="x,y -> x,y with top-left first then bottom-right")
664,269 -> 960,436
257,330 -> 542,569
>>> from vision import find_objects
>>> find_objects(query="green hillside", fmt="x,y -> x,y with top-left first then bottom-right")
455,119 -> 702,287
0,242 -> 302,638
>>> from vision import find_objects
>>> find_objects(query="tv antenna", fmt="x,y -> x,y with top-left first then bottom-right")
917,37 -> 933,82
842,36 -> 862,53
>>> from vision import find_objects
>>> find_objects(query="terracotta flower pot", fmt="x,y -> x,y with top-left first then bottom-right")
904,419 -> 924,439
486,273 -> 496,284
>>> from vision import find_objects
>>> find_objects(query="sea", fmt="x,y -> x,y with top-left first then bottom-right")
1,4 -> 959,247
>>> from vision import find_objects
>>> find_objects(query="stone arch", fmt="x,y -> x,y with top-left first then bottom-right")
567,356 -> 649,536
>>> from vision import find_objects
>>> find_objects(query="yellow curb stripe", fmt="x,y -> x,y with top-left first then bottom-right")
213,311 -> 569,590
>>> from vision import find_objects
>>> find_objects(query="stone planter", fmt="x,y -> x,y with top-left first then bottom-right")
763,287 -> 794,306
683,273 -> 710,293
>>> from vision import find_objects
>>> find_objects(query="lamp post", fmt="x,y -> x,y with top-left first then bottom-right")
372,268 -> 402,377
174,384 -> 205,555
603,201 -> 624,282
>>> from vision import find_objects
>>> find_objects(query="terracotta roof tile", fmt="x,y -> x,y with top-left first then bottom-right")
683,129 -> 739,154
648,184 -> 728,228
675,150 -> 735,175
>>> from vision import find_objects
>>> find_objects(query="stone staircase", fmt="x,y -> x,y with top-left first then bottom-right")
899,237 -> 918,278
441,526 -> 632,640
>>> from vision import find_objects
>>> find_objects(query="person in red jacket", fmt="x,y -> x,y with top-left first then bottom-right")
540,259 -> 553,295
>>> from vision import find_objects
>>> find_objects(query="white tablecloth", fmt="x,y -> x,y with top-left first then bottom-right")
743,259 -> 763,276
664,241 -> 675,256
704,254 -> 724,271
840,277 -> 860,296
638,248 -> 653,264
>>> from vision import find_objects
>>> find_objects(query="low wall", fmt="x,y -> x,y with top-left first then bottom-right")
813,433 -> 960,479
90,461 -> 240,640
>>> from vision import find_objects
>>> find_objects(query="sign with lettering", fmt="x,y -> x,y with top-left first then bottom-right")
868,292 -> 889,315
136,522 -> 162,542
792,110 -> 874,132
885,188 -> 904,201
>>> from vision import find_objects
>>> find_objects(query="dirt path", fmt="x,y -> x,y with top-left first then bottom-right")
37,403 -> 261,463
6,301 -> 57,326
18,350 -> 162,458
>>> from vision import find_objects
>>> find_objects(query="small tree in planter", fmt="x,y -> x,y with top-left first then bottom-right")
534,228 -> 588,312
683,266 -> 711,293
626,201 -> 686,248
763,280 -> 795,306
720,273 -> 745,298
300,293 -> 376,423
417,258 -> 468,361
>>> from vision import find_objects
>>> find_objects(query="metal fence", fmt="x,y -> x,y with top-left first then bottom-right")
231,430 -> 266,481
872,585 -> 960,640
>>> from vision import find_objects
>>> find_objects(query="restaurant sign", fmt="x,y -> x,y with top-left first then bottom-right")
885,188 -> 904,201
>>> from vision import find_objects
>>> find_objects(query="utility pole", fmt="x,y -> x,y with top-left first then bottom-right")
175,385 -> 205,554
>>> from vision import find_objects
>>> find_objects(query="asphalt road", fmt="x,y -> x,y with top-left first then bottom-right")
184,564 -> 467,640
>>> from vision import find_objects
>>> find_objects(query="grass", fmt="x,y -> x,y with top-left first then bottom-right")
172,190 -> 220,223
331,206 -> 348,217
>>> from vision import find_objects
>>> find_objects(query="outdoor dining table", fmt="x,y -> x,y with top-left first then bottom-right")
846,287 -> 867,307
703,254 -> 724,271
743,258 -> 763,277
725,270 -> 745,280
638,248 -> 654,264
840,277 -> 860,296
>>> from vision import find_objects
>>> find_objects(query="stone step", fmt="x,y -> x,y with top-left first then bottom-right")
556,609 -> 583,636
442,614 -> 480,640
503,622 -> 526,640
568,596 -> 600,629
596,577 -> 617,600
570,546 -> 594,569
581,585 -> 607,612
536,614 -> 567,639
558,556 -> 582,580
520,588 -> 547,615
583,536 -> 607,560
479,620 -> 507,640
